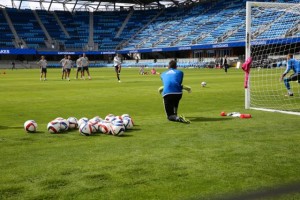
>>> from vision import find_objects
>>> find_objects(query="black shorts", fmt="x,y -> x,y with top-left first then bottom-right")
288,73 -> 300,82
65,68 -> 71,73
41,68 -> 47,73
83,66 -> 89,71
115,65 -> 121,73
77,67 -> 82,72
163,94 -> 182,117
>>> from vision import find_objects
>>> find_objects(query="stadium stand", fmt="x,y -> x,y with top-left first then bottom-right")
0,0 -> 299,59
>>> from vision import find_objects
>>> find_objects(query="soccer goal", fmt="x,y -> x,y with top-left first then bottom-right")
245,1 -> 300,115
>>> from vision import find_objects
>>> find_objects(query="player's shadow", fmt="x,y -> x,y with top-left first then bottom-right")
187,116 -> 233,122
0,126 -> 24,130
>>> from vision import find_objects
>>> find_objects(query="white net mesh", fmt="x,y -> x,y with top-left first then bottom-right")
248,2 -> 300,114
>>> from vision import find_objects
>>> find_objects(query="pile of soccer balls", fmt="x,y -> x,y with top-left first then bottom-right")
24,114 -> 134,136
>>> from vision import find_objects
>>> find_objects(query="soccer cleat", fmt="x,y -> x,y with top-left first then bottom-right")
178,115 -> 190,124
285,93 -> 293,97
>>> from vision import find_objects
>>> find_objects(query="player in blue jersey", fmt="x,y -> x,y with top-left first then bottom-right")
160,60 -> 190,123
280,54 -> 300,96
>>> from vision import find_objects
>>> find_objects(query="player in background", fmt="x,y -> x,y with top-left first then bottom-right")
59,55 -> 67,80
76,55 -> 83,79
37,56 -> 47,81
64,55 -> 73,81
81,53 -> 91,80
159,60 -> 190,123
280,54 -> 300,96
222,55 -> 229,73
114,54 -> 122,82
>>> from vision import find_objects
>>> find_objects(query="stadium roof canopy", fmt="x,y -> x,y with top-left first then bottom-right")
0,0 -> 212,12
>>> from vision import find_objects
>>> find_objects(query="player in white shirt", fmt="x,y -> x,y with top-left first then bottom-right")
81,53 -> 91,80
76,55 -> 83,79
59,55 -> 67,80
37,56 -> 47,81
113,54 -> 122,82
63,55 -> 73,81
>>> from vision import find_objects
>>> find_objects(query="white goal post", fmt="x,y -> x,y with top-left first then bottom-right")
245,1 -> 300,115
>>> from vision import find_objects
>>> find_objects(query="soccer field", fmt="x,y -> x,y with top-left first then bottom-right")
0,67 -> 299,199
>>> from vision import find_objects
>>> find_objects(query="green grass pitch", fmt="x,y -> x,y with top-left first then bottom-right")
0,67 -> 299,199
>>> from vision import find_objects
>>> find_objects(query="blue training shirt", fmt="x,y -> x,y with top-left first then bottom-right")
283,58 -> 300,75
160,68 -> 183,97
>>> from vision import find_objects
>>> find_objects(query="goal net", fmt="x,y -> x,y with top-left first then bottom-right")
245,1 -> 300,115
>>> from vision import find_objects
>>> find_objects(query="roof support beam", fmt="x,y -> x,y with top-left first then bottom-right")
96,1 -> 101,11
72,0 -> 78,13
48,0 -> 53,11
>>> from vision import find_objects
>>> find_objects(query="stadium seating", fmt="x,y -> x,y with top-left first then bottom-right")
0,10 -> 14,48
7,8 -> 47,49
0,0 -> 299,51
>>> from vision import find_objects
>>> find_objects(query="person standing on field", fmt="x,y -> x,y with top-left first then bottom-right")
223,55 -> 229,73
159,60 -> 190,123
76,55 -> 83,79
81,53 -> 91,80
38,56 -> 47,81
64,55 -> 73,81
59,55 -> 67,80
114,54 -> 122,82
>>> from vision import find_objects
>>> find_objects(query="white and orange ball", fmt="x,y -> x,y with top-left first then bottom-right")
98,121 -> 112,134
47,120 -> 61,133
24,120 -> 37,133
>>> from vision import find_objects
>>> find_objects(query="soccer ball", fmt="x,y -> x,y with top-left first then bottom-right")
121,114 -> 130,119
79,123 -> 93,136
112,118 -> 123,125
89,116 -> 102,124
24,120 -> 37,133
67,117 -> 78,129
59,119 -> 69,132
201,81 -> 207,87
78,117 -> 89,127
88,121 -> 98,133
123,117 -> 134,130
97,121 -> 112,134
105,114 -> 115,121
47,121 -> 61,133
111,123 -> 125,136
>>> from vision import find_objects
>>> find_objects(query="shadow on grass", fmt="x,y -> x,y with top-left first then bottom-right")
0,126 -> 24,130
26,131 -> 45,134
187,116 -> 233,122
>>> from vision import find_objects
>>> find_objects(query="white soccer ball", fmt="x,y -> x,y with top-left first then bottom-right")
123,117 -> 134,130
78,117 -> 89,127
201,81 -> 207,87
121,114 -> 130,119
97,121 -> 112,134
24,120 -> 37,133
59,119 -> 69,132
79,123 -> 93,136
47,121 -> 61,133
88,121 -> 98,133
89,116 -> 102,124
111,123 -> 125,136
112,118 -> 123,125
67,117 -> 78,129
105,114 -> 115,121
